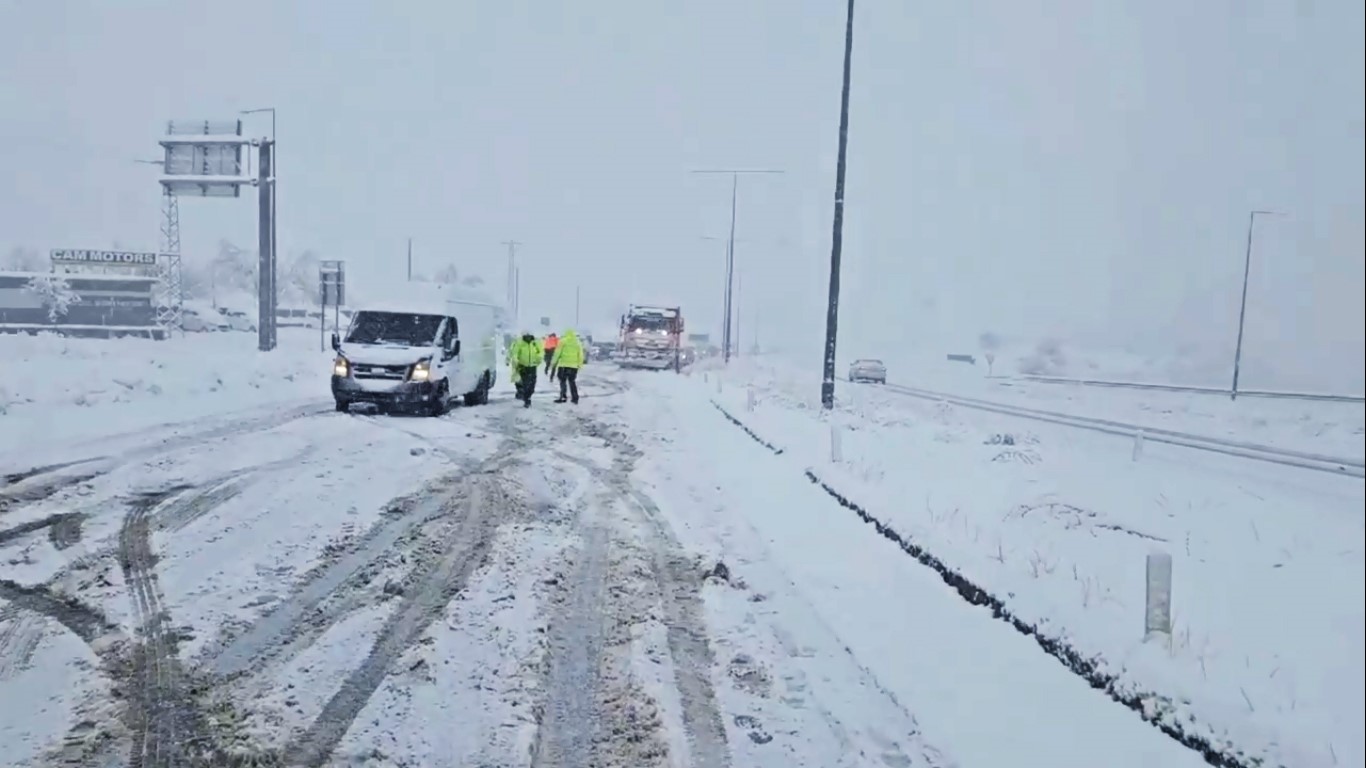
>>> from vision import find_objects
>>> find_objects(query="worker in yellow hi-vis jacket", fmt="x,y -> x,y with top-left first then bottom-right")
550,330 -> 585,404
507,332 -> 542,407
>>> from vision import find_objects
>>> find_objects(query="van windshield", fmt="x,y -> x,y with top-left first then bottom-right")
346,311 -> 443,346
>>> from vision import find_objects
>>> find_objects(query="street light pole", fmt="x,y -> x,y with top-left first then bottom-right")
1231,209 -> 1284,400
242,108 -> 277,347
820,0 -> 857,410
691,168 -> 783,364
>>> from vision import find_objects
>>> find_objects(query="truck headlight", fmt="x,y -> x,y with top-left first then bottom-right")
410,359 -> 432,382
333,356 -> 349,377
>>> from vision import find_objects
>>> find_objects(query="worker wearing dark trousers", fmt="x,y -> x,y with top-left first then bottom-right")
508,333 -> 542,407
550,329 -> 585,404
542,333 -> 559,374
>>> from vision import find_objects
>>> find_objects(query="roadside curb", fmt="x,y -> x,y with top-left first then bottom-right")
708,399 -> 1274,768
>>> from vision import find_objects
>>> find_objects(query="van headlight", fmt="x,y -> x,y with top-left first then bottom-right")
333,356 -> 349,377
409,359 -> 432,382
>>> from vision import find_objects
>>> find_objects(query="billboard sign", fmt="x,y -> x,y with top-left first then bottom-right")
159,119 -> 251,198
51,249 -> 158,266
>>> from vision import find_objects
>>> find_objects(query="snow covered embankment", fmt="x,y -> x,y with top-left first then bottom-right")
704,360 -> 1364,768
0,329 -> 330,457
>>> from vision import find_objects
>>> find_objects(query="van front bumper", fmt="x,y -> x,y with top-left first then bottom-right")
331,376 -> 438,405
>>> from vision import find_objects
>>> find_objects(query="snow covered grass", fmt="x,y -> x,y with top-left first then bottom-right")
614,372 -> 1209,767
963,375 -> 1362,458
0,328 -> 331,457
702,360 -> 1364,768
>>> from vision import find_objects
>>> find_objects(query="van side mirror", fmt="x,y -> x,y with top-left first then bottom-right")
330,332 -> 340,351
449,338 -> 461,357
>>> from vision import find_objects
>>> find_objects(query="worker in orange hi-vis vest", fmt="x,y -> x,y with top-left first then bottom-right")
542,332 -> 559,373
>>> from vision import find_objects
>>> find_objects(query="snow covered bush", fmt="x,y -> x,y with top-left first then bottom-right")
23,275 -> 80,322
1017,338 -> 1069,376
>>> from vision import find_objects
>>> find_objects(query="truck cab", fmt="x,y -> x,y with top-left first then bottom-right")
330,301 -> 498,416
617,305 -> 684,370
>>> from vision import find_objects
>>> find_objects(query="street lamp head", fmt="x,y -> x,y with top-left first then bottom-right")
240,107 -> 275,115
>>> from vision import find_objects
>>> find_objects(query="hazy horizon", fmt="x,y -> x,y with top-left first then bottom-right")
3,1 -> 1362,390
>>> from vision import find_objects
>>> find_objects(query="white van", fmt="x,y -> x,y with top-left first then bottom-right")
330,298 -> 501,415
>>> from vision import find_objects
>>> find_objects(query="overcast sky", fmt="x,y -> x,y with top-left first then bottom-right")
2,1 -> 1362,389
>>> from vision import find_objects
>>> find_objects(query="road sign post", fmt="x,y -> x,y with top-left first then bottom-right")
319,260 -> 345,351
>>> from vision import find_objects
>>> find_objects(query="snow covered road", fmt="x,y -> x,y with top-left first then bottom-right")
1,365 -> 1254,766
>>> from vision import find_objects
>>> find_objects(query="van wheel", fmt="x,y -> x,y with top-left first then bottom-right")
428,382 -> 449,417
463,372 -> 490,407
335,399 -> 350,413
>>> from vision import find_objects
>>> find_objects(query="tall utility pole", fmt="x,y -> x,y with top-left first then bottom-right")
734,270 -> 743,359
820,0 -> 857,410
407,238 -> 413,281
1231,209 -> 1284,400
691,169 -> 783,364
242,108 -> 277,345
256,140 -> 275,351
575,285 -> 581,327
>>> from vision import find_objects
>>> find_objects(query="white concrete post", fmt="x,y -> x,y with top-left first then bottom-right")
717,376 -> 723,394
830,423 -> 843,463
746,388 -> 756,412
1132,430 -> 1145,462
1144,551 -> 1173,646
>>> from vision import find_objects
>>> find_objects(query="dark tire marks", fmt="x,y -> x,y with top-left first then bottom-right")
285,475 -> 508,767
2,457 -> 106,487
118,488 -> 210,768
0,511 -> 85,549
532,520 -> 611,768
541,422 -> 731,768
206,487 -> 445,678
0,579 -> 115,644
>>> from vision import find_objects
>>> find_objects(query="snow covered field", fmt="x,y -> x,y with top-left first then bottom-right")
827,349 -> 1365,459
709,357 -> 1365,768
0,328 -> 332,458
1,335 -> 1357,767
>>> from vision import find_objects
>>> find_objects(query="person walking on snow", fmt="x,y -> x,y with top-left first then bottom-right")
542,332 -> 559,373
508,332 -> 542,407
550,329 -> 585,404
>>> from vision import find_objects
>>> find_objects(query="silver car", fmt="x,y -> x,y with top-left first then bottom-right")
849,358 -> 886,384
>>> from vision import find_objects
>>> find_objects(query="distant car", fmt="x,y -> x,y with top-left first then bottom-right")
219,308 -> 257,332
849,358 -> 886,384
181,302 -> 230,333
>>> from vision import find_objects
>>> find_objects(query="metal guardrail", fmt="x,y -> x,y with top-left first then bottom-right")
872,380 -> 1365,479
991,374 -> 1366,404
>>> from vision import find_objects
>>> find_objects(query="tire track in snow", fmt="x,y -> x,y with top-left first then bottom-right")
546,420 -> 732,768
205,424 -> 522,681
0,606 -> 46,680
0,403 -> 328,520
206,485 -> 447,678
531,515 -> 611,768
0,578 -> 115,645
118,487 -> 210,768
0,511 -> 85,549
285,470 -> 512,767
